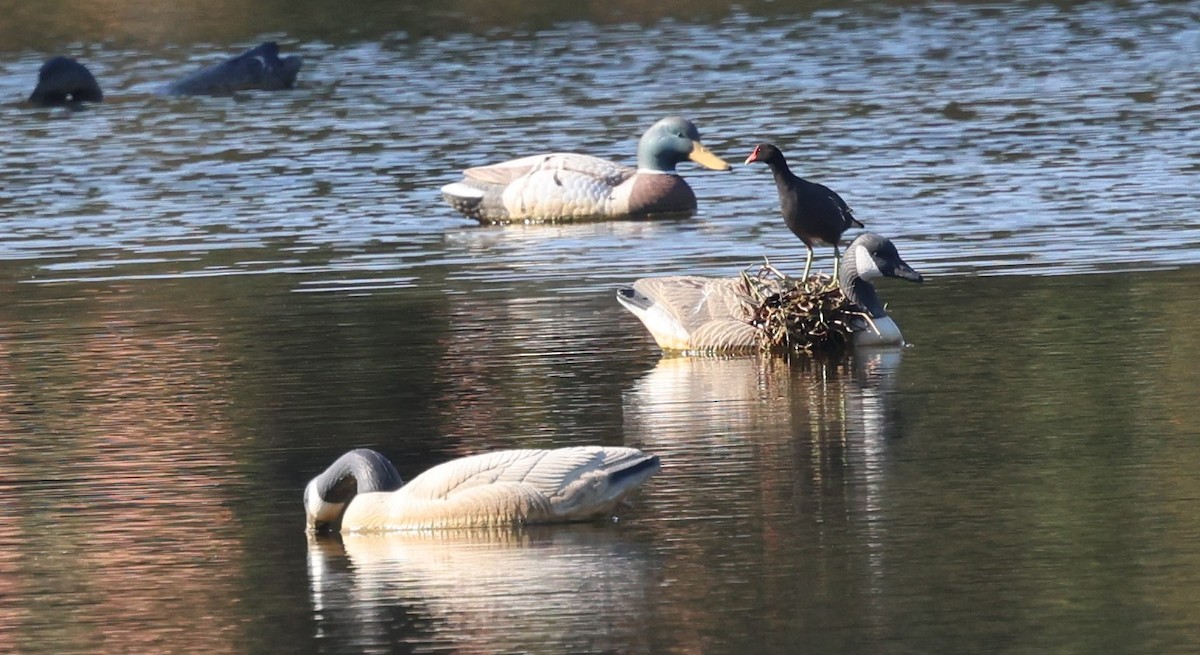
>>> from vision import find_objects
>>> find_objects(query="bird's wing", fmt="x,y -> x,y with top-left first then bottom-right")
399,447 -> 649,501
819,184 -> 862,227
464,153 -> 633,187
631,276 -> 755,333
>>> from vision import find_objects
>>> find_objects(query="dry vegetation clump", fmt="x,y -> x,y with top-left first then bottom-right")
738,260 -> 870,357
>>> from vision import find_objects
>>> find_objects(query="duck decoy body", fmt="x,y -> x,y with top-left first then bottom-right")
305,446 -> 661,533
28,57 -> 103,106
167,42 -> 302,96
440,117 -> 731,224
745,143 -> 864,280
616,232 -> 923,353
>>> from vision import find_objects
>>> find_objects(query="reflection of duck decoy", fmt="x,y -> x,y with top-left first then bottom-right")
440,117 -> 731,224
307,527 -> 656,652
623,352 -> 903,442
305,447 -> 660,533
745,143 -> 864,280
616,233 -> 923,353
167,42 -> 302,95
28,57 -> 103,106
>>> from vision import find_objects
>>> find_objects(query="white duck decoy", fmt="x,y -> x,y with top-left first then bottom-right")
616,233 -> 924,354
440,117 -> 730,224
304,447 -> 661,533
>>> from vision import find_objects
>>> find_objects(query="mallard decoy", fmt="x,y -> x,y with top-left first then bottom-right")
745,143 -> 864,280
440,117 -> 730,224
305,446 -> 661,533
28,56 -> 103,106
616,233 -> 923,353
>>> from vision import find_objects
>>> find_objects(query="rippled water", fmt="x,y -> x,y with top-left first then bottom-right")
2,0 -> 1198,287
2,1 -> 1199,653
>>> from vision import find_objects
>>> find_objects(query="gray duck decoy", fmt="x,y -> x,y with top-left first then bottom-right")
616,232 -> 923,353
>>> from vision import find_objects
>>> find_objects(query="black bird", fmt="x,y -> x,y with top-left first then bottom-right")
745,143 -> 864,280
28,56 -> 103,106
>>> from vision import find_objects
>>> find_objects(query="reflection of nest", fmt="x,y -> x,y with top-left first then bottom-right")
739,261 -> 871,357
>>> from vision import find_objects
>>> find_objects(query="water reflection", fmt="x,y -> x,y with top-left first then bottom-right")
620,353 -> 909,650
624,350 -> 904,447
0,286 -> 246,653
307,528 -> 656,652
623,351 -> 905,530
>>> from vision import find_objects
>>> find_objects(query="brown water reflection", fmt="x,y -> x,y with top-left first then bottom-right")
0,283 -> 245,653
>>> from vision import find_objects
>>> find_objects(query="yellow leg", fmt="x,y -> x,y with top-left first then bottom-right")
802,246 -> 814,280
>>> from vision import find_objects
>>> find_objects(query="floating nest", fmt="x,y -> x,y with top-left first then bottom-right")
738,260 -> 871,357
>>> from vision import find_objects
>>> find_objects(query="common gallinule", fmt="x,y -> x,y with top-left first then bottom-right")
745,142 -> 864,280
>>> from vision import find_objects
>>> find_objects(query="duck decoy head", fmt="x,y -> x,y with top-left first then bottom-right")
638,117 -> 730,173
304,449 -> 404,534
838,233 -> 922,320
29,56 -> 103,106
842,233 -> 924,285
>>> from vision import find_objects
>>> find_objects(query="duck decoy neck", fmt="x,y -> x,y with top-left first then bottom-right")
309,449 -> 404,504
637,146 -> 680,172
637,128 -> 685,172
838,255 -> 888,319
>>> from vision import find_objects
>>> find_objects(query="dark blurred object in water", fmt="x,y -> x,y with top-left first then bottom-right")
167,42 -> 302,96
28,56 -> 103,106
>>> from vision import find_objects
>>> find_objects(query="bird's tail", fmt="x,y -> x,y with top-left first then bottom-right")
608,454 -> 661,488
440,182 -> 486,220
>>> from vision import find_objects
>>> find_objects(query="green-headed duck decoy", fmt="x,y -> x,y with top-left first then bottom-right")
440,117 -> 731,224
